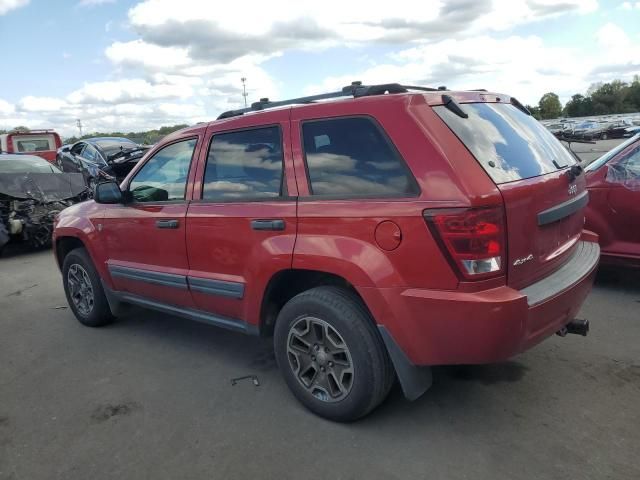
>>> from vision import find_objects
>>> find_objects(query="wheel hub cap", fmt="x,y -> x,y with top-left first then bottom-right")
67,263 -> 95,317
286,316 -> 354,403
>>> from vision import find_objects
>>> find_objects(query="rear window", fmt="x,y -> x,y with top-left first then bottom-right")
434,103 -> 576,184
13,135 -> 55,153
302,117 -> 417,196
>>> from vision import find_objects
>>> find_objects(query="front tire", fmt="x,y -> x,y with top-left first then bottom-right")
62,247 -> 114,327
274,286 -> 394,422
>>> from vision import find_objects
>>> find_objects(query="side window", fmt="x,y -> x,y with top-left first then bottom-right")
129,138 -> 197,202
302,117 -> 417,196
81,144 -> 98,162
71,143 -> 85,155
607,146 -> 640,190
202,126 -> 283,201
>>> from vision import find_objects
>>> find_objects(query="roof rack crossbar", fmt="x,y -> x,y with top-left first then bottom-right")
216,82 -> 442,119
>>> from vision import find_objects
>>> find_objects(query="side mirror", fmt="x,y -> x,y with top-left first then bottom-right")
60,146 -> 71,153
94,181 -> 123,204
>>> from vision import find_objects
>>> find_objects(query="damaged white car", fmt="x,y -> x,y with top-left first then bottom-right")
0,154 -> 89,254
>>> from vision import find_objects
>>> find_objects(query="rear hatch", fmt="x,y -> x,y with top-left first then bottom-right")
8,133 -> 60,163
434,100 -> 587,289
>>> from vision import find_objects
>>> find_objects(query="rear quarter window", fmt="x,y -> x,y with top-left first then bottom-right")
301,116 -> 418,196
434,103 -> 576,184
13,135 -> 55,152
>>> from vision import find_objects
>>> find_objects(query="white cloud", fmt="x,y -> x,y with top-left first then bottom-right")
305,35 -> 590,105
4,0 -> 636,138
18,96 -> 69,112
106,40 -> 191,71
122,0 -> 598,65
66,79 -> 192,104
621,1 -> 640,9
596,22 -> 631,49
0,98 -> 15,115
78,0 -> 115,7
0,0 -> 29,15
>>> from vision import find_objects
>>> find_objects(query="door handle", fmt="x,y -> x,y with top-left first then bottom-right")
251,219 -> 285,231
156,219 -> 179,229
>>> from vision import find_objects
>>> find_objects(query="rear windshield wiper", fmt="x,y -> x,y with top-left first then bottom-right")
441,94 -> 468,119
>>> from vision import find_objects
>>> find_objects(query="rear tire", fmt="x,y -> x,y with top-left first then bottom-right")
62,247 -> 114,327
600,132 -> 608,140
274,286 -> 394,422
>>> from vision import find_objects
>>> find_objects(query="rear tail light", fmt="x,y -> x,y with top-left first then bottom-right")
424,206 -> 506,280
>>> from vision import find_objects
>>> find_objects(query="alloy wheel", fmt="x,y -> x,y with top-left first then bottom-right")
67,263 -> 95,317
286,316 -> 354,402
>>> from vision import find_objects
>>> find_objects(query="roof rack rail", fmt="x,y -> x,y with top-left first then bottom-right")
217,81 -> 441,120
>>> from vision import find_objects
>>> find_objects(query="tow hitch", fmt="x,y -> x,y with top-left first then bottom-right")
557,319 -> 589,337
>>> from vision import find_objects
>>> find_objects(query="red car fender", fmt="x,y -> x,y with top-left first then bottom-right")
53,203 -> 110,286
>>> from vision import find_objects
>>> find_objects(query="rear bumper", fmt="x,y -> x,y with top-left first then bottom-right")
361,237 -> 599,366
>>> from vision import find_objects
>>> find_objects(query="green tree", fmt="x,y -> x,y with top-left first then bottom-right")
590,80 -> 629,115
538,92 -> 562,119
61,124 -> 189,145
525,104 -> 541,119
563,94 -> 593,117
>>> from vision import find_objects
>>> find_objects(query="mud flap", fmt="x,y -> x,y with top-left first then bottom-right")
100,279 -> 129,316
378,326 -> 432,401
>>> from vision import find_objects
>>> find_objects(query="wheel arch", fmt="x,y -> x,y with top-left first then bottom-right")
55,236 -> 86,269
259,268 -> 373,336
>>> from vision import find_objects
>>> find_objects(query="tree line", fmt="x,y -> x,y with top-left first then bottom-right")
526,76 -> 640,120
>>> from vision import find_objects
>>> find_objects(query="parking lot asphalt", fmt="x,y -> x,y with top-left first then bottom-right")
0,138 -> 638,480
564,137 -> 626,165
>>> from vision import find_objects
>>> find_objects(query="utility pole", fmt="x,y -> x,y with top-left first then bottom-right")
76,119 -> 83,137
241,77 -> 248,107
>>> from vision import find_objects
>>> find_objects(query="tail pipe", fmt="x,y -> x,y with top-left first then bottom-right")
557,318 -> 589,337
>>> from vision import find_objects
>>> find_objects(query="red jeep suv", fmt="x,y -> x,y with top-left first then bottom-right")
53,83 -> 599,421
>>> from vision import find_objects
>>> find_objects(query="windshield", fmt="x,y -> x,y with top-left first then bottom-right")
95,138 -> 138,157
434,102 -> 576,184
0,155 -> 61,174
585,133 -> 640,172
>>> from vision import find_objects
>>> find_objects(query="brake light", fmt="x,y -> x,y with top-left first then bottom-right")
424,206 -> 506,280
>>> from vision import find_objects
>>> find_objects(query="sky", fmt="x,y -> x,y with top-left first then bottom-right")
0,0 -> 639,137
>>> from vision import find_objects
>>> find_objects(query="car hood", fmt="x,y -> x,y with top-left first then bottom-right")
0,172 -> 87,202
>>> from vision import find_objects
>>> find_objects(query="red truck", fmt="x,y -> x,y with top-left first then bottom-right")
0,129 -> 62,164
53,83 -> 598,421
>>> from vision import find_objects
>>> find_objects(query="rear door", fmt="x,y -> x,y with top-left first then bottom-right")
185,110 -> 297,326
434,101 -> 587,289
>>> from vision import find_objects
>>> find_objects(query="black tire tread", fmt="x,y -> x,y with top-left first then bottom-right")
62,247 -> 114,327
275,286 -> 394,421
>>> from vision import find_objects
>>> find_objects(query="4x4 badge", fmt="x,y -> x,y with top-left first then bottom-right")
513,254 -> 534,266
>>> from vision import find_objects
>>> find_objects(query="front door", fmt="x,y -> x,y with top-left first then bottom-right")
186,111 -> 297,327
101,136 -> 201,307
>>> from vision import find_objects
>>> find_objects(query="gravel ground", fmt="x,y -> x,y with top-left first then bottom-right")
0,245 -> 639,480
